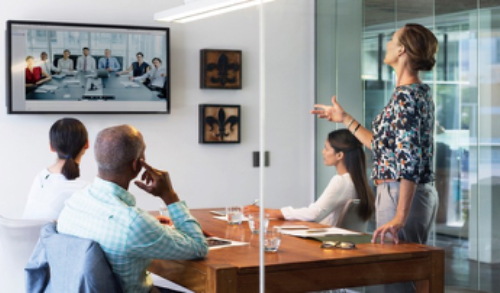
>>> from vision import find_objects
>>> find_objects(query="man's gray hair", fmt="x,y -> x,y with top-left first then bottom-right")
94,125 -> 145,173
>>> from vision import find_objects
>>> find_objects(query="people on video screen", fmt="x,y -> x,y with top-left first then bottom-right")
98,49 -> 120,72
117,52 -> 149,77
76,47 -> 96,72
57,49 -> 74,73
131,57 -> 166,91
37,52 -> 55,75
25,55 -> 52,87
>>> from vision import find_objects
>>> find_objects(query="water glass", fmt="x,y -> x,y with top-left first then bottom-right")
226,206 -> 243,225
248,212 -> 269,234
159,204 -> 168,217
264,227 -> 282,252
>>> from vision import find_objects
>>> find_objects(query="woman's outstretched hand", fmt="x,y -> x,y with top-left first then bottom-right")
311,95 -> 347,123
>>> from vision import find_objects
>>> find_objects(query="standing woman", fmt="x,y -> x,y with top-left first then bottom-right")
23,118 -> 89,220
312,23 -> 439,246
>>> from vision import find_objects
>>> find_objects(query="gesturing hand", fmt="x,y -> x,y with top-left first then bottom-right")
134,159 -> 179,204
311,95 -> 347,123
371,218 -> 405,244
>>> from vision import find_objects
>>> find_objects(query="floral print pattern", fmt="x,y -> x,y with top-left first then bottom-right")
371,83 -> 435,184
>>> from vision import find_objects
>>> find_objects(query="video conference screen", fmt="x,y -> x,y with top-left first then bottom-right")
6,20 -> 170,114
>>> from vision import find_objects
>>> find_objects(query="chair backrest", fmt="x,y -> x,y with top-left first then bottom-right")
53,54 -> 79,69
336,199 -> 368,233
25,222 -> 123,293
0,215 -> 49,292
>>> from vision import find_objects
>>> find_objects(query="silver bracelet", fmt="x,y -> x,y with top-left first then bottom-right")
346,118 -> 355,130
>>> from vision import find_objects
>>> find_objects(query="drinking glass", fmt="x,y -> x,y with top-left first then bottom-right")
264,227 -> 282,252
159,204 -> 168,217
226,206 -> 243,225
248,212 -> 269,234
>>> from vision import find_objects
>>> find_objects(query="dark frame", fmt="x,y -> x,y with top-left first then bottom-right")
200,49 -> 242,89
6,20 -> 170,114
199,104 -> 241,144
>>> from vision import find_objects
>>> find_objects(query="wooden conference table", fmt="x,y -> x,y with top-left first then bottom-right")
149,209 -> 444,293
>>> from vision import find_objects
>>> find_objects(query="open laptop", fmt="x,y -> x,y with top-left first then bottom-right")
96,69 -> 109,78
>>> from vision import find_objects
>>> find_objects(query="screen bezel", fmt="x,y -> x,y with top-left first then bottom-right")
6,20 -> 170,114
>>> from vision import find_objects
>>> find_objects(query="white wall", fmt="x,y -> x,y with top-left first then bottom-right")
0,0 -> 315,218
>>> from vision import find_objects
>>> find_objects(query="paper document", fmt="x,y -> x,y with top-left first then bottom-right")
278,224 -> 310,230
210,210 -> 226,216
207,236 -> 248,250
39,85 -> 58,91
150,273 -> 194,293
120,81 -> 141,88
63,79 -> 80,84
280,227 -> 361,237
213,215 -> 249,222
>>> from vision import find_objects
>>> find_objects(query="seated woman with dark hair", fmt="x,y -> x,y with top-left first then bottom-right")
244,129 -> 375,226
23,118 -> 89,220
117,52 -> 150,77
25,55 -> 51,87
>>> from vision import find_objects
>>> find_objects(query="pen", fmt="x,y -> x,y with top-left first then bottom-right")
252,199 -> 259,206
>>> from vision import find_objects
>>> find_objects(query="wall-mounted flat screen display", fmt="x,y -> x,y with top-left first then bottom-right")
6,20 -> 170,114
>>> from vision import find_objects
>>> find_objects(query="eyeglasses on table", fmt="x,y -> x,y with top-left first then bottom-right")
320,241 -> 356,249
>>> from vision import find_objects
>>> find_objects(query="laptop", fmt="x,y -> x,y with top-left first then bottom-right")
96,69 -> 109,78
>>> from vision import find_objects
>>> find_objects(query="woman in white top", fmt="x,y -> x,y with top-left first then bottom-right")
244,129 -> 375,226
23,118 -> 89,220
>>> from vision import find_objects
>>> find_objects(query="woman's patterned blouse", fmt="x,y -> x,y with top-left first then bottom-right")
371,83 -> 435,184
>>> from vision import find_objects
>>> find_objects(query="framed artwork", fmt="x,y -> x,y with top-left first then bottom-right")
199,104 -> 241,144
200,49 -> 242,89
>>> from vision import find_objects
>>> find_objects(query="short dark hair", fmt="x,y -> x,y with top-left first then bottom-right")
95,125 -> 145,174
136,52 -> 144,57
40,52 -> 47,57
152,57 -> 162,63
83,47 -> 89,51
63,49 -> 71,54
50,118 -> 88,180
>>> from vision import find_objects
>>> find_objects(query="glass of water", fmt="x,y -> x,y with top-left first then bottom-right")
248,212 -> 269,234
264,227 -> 282,252
226,206 -> 243,225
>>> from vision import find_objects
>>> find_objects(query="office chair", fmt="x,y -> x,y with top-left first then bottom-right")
336,199 -> 368,233
25,222 -> 123,293
0,215 -> 49,292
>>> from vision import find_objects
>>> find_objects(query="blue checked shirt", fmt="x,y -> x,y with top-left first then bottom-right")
57,177 -> 208,293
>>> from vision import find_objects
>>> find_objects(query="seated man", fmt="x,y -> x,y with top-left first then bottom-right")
57,125 -> 208,293
98,48 -> 121,72
76,47 -> 97,72
131,57 -> 166,91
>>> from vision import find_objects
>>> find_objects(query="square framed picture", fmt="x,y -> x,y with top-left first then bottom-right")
199,104 -> 241,144
200,49 -> 242,89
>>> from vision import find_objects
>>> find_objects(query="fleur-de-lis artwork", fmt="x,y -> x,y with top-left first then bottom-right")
199,104 -> 241,144
200,49 -> 242,89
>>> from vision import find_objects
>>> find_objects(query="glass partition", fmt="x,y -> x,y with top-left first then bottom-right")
315,0 -> 500,291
